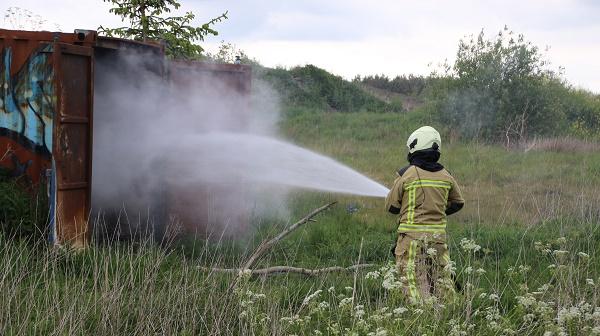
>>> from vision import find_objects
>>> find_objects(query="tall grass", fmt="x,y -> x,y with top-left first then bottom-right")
2,201 -> 599,335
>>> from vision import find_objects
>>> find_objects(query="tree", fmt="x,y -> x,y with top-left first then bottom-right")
98,0 -> 227,59
3,7 -> 61,31
432,27 -> 566,143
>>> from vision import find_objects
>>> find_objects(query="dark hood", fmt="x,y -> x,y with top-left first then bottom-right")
407,149 -> 444,172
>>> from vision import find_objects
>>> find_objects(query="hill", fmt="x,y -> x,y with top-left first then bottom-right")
257,64 -> 405,115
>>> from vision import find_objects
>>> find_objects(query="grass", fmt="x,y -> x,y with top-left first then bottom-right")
2,110 -> 600,334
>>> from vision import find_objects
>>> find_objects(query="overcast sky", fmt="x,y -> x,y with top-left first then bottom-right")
4,0 -> 600,93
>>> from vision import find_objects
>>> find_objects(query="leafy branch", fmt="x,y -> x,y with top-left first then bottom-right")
98,0 -> 227,59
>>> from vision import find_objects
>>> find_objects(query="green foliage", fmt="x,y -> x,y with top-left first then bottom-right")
259,65 -> 404,114
98,0 -> 227,59
356,73 -> 427,96
207,42 -> 258,65
0,170 -> 47,239
430,27 -> 568,141
562,88 -> 600,139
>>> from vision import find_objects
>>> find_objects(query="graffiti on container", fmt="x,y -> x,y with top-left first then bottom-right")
0,45 -> 55,163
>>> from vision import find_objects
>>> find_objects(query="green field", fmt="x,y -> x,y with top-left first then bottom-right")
2,108 -> 600,335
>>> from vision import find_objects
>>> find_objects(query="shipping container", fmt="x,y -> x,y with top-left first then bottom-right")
0,29 -> 252,246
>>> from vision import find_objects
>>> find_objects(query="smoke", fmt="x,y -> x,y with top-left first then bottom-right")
91,48 -> 388,239
92,49 -> 284,238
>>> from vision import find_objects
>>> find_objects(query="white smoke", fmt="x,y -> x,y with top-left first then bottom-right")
91,49 -> 387,239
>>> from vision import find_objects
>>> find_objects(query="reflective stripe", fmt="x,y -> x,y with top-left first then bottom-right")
405,184 -> 451,190
442,250 -> 450,264
405,179 -> 452,185
407,240 -> 420,301
399,224 -> 446,229
404,179 -> 452,190
400,222 -> 447,226
441,248 -> 455,295
407,187 -> 416,224
398,222 -> 446,234
398,227 -> 446,234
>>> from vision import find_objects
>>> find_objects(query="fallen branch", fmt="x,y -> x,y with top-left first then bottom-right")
212,201 -> 337,320
240,202 -> 336,271
200,264 -> 375,277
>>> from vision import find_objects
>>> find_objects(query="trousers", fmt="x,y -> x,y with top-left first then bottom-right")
394,233 -> 455,302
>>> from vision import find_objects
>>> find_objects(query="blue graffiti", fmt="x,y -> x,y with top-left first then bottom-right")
0,45 -> 54,157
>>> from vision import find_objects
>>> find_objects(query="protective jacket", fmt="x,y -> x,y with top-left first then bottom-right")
385,165 -> 464,241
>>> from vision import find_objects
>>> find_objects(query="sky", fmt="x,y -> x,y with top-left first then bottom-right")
4,0 -> 600,93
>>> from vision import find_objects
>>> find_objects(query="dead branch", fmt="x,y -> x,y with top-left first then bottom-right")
200,264 -> 375,277
211,200 -> 338,326
240,202 -> 337,271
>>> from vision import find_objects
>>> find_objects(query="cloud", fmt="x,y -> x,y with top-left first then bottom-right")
3,0 -> 600,92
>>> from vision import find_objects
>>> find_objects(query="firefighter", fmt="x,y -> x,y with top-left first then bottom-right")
385,126 -> 465,303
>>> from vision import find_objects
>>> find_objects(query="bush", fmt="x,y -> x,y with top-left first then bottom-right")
357,74 -> 427,96
258,65 -> 404,113
0,169 -> 48,239
429,27 -> 575,143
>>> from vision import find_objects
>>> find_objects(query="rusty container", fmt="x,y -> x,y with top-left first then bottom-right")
0,28 -> 251,245
0,29 -> 96,247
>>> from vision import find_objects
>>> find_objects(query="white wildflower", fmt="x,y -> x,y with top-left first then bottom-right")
382,267 -> 402,290
516,294 -> 537,309
318,301 -> 330,310
354,305 -> 366,319
557,306 -> 581,325
444,260 -> 457,274
426,248 -> 437,256
370,313 -> 384,322
302,289 -> 322,306
464,266 -> 473,274
374,327 -> 388,336
460,238 -> 481,252
578,252 -> 590,259
553,250 -> 569,257
366,271 -> 381,280
339,297 -> 353,308
238,268 -> 252,278
587,278 -> 596,286
328,286 -> 336,294
518,265 -> 531,274
476,268 -> 486,275
537,284 -> 551,292
523,313 -> 535,322
393,307 -> 408,316
489,293 -> 500,302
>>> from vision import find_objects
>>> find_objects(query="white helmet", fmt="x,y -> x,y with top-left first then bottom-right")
406,126 -> 441,154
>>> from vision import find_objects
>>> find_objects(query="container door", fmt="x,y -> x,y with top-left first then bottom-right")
51,43 -> 93,247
